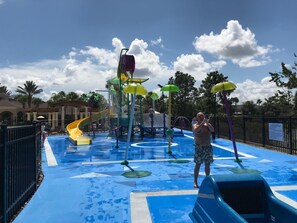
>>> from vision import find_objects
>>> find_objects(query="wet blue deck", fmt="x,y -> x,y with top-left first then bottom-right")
13,130 -> 297,223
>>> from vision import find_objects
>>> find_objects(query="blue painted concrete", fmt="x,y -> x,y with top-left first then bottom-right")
147,195 -> 197,223
13,131 -> 297,223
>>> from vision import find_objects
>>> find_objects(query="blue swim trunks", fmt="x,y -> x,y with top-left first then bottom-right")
194,144 -> 213,165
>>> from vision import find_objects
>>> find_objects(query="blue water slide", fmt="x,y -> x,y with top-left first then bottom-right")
189,174 -> 297,223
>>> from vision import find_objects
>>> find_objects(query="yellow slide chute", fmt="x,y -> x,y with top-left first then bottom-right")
66,110 -> 109,146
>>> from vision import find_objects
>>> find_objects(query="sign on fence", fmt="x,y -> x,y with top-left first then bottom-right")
269,123 -> 284,141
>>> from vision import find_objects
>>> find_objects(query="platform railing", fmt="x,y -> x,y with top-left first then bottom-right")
0,122 -> 42,223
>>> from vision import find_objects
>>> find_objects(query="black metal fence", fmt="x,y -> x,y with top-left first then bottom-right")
213,116 -> 297,155
0,122 -> 42,223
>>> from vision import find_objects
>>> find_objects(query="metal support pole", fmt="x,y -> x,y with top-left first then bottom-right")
289,116 -> 293,154
262,116 -> 266,147
2,124 -> 8,223
243,116 -> 246,143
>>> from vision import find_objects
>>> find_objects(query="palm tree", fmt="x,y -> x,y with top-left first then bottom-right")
32,97 -> 44,108
48,91 -> 67,105
0,83 -> 12,95
15,95 -> 27,108
16,81 -> 43,108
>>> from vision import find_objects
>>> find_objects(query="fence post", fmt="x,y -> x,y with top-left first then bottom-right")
289,116 -> 293,155
1,124 -> 8,223
163,113 -> 166,137
33,122 -> 38,188
33,122 -> 42,189
228,115 -> 231,140
243,116 -> 246,143
262,116 -> 266,147
216,116 -> 220,138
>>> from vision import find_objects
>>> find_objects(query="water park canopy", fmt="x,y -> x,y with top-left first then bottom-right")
128,78 -> 149,84
160,84 -> 180,93
211,81 -> 236,93
123,83 -> 148,96
107,77 -> 149,85
107,77 -> 120,85
150,92 -> 159,100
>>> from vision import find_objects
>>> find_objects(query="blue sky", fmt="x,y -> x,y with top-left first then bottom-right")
0,0 -> 297,103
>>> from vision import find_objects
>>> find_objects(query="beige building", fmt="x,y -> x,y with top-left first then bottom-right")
29,101 -> 91,132
0,93 -> 24,125
0,94 -> 91,131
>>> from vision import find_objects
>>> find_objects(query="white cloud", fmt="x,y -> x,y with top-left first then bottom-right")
112,37 -> 125,54
79,47 -> 117,68
193,20 -> 272,68
0,54 -> 117,101
0,38 -> 173,101
173,54 -> 226,81
0,36 -> 280,103
151,37 -> 162,46
232,77 -> 281,103
128,38 -> 171,79
150,37 -> 164,48
0,0 -> 4,5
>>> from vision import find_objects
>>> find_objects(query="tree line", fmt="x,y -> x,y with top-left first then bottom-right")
1,55 -> 297,119
0,80 -> 107,110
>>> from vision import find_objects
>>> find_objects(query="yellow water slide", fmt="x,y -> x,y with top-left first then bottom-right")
66,110 -> 110,146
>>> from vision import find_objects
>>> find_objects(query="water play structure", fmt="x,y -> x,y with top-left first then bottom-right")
65,48 -> 182,148
66,48 -> 162,146
66,48 -> 140,146
189,174 -> 297,223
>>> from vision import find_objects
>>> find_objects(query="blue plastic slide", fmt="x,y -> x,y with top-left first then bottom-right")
189,174 -> 297,223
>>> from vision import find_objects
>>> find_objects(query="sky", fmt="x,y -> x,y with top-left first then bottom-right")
0,0 -> 297,103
